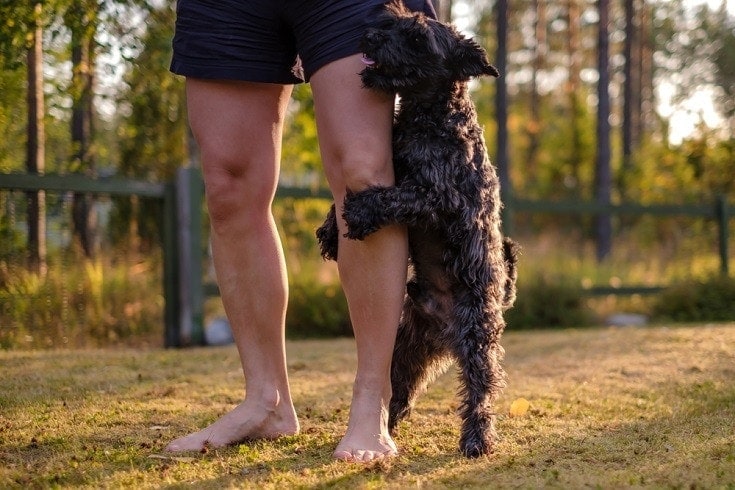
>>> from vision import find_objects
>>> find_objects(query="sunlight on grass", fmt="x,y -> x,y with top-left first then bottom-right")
1,325 -> 734,488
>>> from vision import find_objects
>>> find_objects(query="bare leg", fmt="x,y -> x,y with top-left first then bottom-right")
166,79 -> 299,451
311,55 -> 408,462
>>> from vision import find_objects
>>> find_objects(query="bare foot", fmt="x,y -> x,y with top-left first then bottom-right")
333,385 -> 398,462
165,392 -> 299,452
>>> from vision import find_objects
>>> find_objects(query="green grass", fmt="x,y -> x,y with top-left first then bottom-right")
1,324 -> 735,488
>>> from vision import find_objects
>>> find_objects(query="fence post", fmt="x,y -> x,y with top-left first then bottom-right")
716,195 -> 730,276
162,181 -> 180,347
175,166 -> 205,345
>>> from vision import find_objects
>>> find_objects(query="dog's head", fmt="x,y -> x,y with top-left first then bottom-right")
360,0 -> 499,94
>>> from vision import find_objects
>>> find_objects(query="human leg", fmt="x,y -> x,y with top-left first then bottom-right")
166,79 -> 299,451
310,54 -> 408,462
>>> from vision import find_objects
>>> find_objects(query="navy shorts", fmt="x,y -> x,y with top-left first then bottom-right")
171,0 -> 436,84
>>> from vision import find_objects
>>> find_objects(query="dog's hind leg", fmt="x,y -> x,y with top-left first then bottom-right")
316,204 -> 339,261
452,303 -> 507,458
501,237 -> 519,309
389,290 -> 451,433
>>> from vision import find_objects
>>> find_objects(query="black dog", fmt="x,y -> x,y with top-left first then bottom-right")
316,1 -> 518,458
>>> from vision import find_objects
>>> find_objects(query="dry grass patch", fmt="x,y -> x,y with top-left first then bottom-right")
1,324 -> 734,488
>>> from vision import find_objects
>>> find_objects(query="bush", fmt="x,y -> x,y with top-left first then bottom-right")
652,275 -> 735,322
286,277 -> 352,338
286,271 -> 598,337
0,254 -> 163,349
505,276 -> 594,329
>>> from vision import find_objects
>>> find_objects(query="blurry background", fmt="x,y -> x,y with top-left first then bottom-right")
0,0 -> 733,349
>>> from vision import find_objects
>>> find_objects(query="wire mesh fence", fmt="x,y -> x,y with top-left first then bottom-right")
1,171 -> 733,349
1,189 -> 165,349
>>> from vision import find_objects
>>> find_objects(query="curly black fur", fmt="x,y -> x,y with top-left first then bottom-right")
316,0 -> 519,458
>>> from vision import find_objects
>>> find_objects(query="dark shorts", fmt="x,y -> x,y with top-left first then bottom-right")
171,0 -> 436,84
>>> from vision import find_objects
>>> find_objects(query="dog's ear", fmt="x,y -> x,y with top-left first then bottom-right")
452,37 -> 500,79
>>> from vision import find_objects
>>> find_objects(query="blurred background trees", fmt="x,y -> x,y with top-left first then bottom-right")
1,0 -> 734,345
2,0 -> 733,246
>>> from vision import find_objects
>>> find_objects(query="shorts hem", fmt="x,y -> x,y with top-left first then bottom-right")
170,59 -> 303,85
302,35 -> 363,81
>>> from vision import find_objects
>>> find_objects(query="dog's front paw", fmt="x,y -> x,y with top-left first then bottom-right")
342,189 -> 385,240
343,216 -> 379,240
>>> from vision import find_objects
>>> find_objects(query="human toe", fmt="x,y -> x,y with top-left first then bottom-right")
332,449 -> 356,461
164,430 -> 215,452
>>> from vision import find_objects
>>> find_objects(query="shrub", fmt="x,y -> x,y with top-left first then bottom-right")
652,275 -> 735,322
286,277 -> 352,338
505,276 -> 594,329
286,271 -> 598,337
0,254 -> 163,349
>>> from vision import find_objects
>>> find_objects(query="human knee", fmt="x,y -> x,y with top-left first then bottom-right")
338,150 -> 394,195
203,158 -> 273,232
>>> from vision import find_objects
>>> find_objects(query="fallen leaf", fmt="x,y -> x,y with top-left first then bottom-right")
509,398 -> 531,417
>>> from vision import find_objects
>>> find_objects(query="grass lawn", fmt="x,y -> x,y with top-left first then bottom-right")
1,324 -> 734,488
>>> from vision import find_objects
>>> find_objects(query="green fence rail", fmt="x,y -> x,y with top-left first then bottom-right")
0,171 -> 185,347
1,171 -> 732,346
508,195 -> 731,277
0,170 -> 333,347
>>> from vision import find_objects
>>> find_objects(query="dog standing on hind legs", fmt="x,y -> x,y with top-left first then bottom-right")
316,0 -> 518,458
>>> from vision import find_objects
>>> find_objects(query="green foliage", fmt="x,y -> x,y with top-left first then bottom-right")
0,213 -> 24,263
112,3 -> 186,248
286,278 -> 351,338
281,84 -> 325,188
0,67 -> 26,173
116,4 -> 186,182
626,131 -> 735,204
653,274 -> 735,322
0,253 -> 163,349
0,2 -> 35,69
274,198 -> 351,338
505,275 -> 595,329
275,198 -> 332,265
524,90 -> 597,200
697,2 -> 735,124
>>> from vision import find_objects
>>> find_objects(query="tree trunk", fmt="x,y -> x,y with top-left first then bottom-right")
595,0 -> 612,261
526,0 -> 547,181
637,1 -> 653,139
566,0 -> 583,192
26,2 -> 47,274
495,0 -> 512,233
621,0 -> 640,198
69,3 -> 97,258
434,0 -> 452,23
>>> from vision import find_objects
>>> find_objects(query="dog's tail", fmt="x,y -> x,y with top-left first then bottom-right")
501,237 -> 520,310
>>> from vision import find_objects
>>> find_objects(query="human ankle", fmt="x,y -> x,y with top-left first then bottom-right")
245,381 -> 289,408
352,376 -> 391,402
